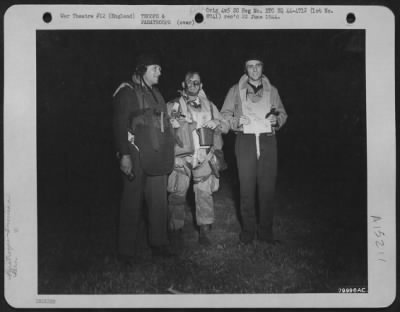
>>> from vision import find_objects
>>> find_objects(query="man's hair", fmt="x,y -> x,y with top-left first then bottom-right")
184,71 -> 201,83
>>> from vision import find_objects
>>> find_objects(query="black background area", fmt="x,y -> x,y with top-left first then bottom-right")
36,29 -> 367,227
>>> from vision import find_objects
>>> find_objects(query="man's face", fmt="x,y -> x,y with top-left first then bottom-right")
245,60 -> 263,82
184,73 -> 202,96
143,64 -> 162,86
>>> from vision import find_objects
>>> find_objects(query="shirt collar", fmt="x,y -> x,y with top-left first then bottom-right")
238,74 -> 272,92
247,81 -> 263,94
187,97 -> 201,108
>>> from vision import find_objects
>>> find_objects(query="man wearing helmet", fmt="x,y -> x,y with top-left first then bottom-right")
112,53 -> 175,263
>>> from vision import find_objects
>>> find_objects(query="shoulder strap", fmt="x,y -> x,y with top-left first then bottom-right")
132,84 -> 145,111
112,81 -> 134,98
178,97 -> 188,116
234,101 -> 239,116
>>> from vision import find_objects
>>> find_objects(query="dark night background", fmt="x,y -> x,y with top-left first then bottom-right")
0,0 -> 398,308
36,29 -> 367,287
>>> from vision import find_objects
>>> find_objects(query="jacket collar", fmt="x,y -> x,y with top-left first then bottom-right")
131,74 -> 156,92
238,74 -> 272,92
179,89 -> 210,107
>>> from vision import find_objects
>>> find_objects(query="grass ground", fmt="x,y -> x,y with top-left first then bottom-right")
38,171 -> 367,294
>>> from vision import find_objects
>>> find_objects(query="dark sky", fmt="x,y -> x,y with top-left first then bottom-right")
36,29 -> 366,215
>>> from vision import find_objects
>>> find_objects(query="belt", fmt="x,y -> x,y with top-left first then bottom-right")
235,132 -> 275,159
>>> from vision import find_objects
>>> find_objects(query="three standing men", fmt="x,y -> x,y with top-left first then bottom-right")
113,52 -> 288,261
221,54 -> 288,244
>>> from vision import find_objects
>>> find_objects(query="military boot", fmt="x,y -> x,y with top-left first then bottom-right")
198,224 -> 212,246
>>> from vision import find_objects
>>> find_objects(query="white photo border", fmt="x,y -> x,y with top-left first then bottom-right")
3,4 -> 396,308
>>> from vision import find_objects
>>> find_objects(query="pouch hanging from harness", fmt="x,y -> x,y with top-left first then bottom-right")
133,88 -> 175,176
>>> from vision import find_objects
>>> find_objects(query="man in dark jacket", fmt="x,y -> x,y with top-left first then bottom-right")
112,54 -> 175,263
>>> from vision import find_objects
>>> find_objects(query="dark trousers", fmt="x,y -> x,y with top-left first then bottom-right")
118,145 -> 168,257
235,133 -> 278,240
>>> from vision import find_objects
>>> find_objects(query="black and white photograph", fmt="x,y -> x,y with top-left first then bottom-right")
3,4 -> 396,309
36,28 -> 368,295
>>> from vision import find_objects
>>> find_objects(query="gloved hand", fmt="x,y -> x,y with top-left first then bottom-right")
238,115 -> 251,126
266,114 -> 278,126
203,119 -> 220,130
174,157 -> 186,168
120,155 -> 132,175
